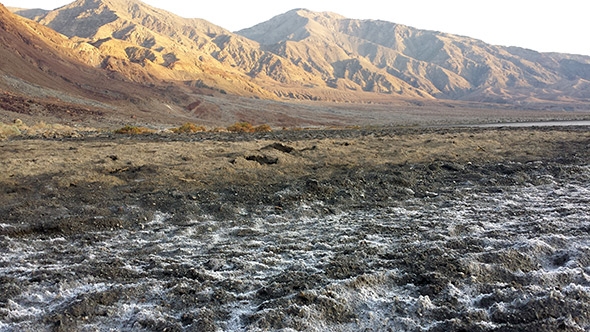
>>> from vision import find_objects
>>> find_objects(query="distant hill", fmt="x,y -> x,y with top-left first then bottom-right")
5,0 -> 590,117
239,9 -> 590,104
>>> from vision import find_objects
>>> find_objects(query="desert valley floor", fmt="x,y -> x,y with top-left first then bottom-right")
1,125 -> 590,331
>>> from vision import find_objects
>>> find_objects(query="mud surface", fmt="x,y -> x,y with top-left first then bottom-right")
1,126 -> 590,331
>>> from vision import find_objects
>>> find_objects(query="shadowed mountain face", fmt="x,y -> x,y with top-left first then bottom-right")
10,1 -> 590,106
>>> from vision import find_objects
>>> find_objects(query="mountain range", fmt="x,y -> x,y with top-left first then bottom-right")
2,0 -> 590,126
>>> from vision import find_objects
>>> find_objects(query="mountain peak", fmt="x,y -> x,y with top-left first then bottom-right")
61,0 -> 165,18
238,8 -> 346,45
68,0 -> 140,8
286,8 -> 345,19
30,0 -> 228,40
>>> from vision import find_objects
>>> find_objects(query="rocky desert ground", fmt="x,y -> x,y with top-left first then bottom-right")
1,125 -> 590,331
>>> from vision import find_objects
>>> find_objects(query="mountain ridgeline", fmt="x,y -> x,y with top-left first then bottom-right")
8,0 -> 590,106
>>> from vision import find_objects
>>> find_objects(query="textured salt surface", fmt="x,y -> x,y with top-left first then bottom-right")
1,169 -> 590,331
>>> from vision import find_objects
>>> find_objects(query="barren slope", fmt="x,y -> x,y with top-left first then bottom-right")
15,0 -> 286,98
239,9 -> 590,104
0,4 -> 221,126
16,1 -> 590,106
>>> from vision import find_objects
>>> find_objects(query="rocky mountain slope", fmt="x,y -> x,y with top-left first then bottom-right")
12,0 -> 289,98
7,0 -> 590,110
0,3 -> 229,126
0,4 -> 120,113
239,9 -> 590,104
4,3 -> 539,129
15,0 -> 590,105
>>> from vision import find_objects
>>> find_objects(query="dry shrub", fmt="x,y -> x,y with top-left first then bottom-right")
227,122 -> 272,133
171,122 -> 207,134
227,122 -> 254,133
253,124 -> 272,133
0,120 -> 99,139
0,122 -> 21,139
29,121 -> 63,132
114,125 -> 153,135
29,122 -> 83,138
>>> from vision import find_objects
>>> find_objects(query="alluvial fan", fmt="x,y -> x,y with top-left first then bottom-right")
1,163 -> 589,331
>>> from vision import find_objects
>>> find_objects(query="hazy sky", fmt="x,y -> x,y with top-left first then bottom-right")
3,0 -> 588,56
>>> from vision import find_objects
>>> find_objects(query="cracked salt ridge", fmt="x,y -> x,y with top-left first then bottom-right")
1,176 -> 590,330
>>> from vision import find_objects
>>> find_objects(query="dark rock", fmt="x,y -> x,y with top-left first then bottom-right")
264,142 -> 295,153
245,154 -> 278,165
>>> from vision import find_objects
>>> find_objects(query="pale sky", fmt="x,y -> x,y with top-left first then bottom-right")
3,0 -> 588,56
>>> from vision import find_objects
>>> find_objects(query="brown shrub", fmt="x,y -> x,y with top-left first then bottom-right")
171,122 -> 207,134
227,122 -> 272,133
253,124 -> 272,133
114,125 -> 153,135
227,122 -> 255,133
